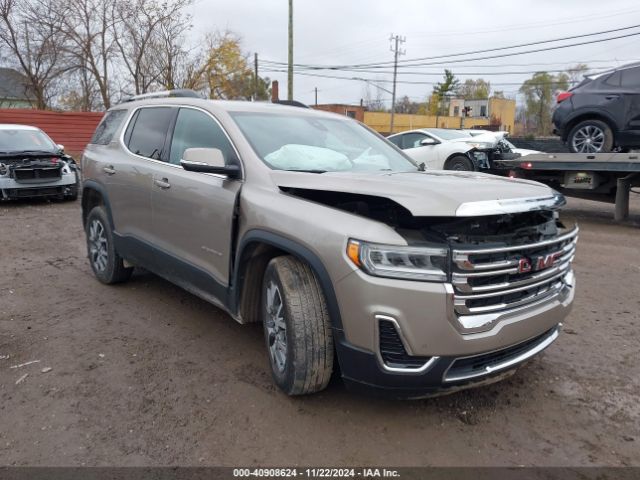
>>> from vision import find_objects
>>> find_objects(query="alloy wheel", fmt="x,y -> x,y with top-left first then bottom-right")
88,219 -> 108,272
265,281 -> 287,372
572,125 -> 605,153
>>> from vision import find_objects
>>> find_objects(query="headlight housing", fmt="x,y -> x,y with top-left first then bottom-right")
347,239 -> 448,282
467,142 -> 494,149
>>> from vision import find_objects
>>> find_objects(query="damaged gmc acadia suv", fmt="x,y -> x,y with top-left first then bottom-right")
81,91 -> 578,398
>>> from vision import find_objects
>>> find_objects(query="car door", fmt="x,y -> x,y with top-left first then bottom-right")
620,67 -> 640,136
150,107 -> 242,302
107,107 -> 175,261
400,132 -> 441,169
590,70 -> 626,129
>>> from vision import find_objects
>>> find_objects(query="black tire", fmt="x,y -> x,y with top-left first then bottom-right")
262,256 -> 334,396
85,206 -> 133,284
567,119 -> 614,153
445,154 -> 475,171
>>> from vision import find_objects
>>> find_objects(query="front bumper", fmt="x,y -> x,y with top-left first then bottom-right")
0,170 -> 77,200
333,228 -> 577,398
336,324 -> 561,399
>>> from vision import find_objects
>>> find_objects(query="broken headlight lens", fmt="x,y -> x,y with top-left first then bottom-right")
347,239 -> 448,282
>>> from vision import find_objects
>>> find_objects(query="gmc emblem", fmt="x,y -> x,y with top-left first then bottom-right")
518,253 -> 560,274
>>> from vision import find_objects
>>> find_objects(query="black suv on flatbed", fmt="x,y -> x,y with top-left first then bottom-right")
553,62 -> 640,153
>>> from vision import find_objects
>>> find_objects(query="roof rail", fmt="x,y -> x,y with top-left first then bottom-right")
272,99 -> 310,109
123,89 -> 201,103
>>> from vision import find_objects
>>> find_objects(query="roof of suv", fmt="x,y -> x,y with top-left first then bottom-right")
116,98 -> 341,119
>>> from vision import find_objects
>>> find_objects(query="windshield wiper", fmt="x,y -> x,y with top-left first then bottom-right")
283,169 -> 327,174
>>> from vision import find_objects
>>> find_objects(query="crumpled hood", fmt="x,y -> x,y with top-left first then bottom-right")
271,170 -> 562,217
448,131 -> 507,148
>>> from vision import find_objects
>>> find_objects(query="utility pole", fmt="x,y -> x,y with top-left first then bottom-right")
254,53 -> 259,100
389,33 -> 405,134
314,87 -> 318,105
288,0 -> 294,101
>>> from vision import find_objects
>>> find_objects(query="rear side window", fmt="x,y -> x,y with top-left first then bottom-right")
621,67 -> 640,87
126,107 -> 175,160
90,110 -> 127,145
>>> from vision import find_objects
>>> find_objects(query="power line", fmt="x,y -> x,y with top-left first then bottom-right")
261,24 -> 640,69
260,69 -> 581,87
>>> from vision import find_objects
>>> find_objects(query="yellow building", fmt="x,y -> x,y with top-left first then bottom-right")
364,96 -> 516,135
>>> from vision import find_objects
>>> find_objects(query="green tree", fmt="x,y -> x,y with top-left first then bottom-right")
457,78 -> 490,100
519,72 -> 569,135
432,69 -> 459,115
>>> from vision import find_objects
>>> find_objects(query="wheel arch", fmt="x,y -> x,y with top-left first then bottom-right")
230,230 -> 344,331
81,180 -> 115,229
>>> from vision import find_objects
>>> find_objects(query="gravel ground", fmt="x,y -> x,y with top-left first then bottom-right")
0,195 -> 638,467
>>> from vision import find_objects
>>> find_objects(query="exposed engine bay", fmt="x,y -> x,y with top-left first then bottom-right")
281,187 -> 564,248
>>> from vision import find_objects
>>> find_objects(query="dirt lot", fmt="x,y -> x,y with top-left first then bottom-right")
0,195 -> 638,467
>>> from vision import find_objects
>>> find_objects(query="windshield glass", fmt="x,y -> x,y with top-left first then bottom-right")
426,129 -> 472,140
0,128 -> 57,153
230,112 -> 418,172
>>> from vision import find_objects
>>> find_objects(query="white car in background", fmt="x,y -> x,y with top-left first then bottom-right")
0,124 -> 79,200
387,128 -> 512,171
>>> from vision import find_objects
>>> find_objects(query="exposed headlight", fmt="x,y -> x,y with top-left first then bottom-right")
467,142 -> 494,149
347,239 -> 448,282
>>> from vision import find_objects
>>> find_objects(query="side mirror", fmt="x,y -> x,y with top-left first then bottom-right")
420,137 -> 439,146
56,144 -> 65,153
180,148 -> 241,178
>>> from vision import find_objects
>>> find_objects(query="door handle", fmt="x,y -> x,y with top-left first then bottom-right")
103,165 -> 116,175
605,95 -> 619,100
154,178 -> 171,189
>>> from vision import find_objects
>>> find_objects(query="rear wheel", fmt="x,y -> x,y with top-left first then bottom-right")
85,206 -> 133,284
262,256 -> 334,396
444,155 -> 475,171
567,119 -> 614,153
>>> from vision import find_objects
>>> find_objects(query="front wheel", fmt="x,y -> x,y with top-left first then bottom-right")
445,155 -> 475,171
567,119 -> 614,153
262,256 -> 334,396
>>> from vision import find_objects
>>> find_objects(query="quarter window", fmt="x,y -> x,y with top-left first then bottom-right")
169,108 -> 235,165
621,67 -> 640,87
126,107 -> 175,160
91,110 -> 127,145
604,71 -> 622,87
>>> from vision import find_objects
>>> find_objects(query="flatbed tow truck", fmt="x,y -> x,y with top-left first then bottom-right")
493,152 -> 640,221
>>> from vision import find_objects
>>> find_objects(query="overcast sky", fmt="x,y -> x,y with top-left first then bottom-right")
187,0 -> 640,106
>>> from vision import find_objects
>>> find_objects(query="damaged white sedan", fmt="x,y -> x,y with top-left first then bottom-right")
387,128 -> 520,171
0,124 -> 79,201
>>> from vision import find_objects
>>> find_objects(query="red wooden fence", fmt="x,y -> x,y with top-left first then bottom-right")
0,109 -> 104,154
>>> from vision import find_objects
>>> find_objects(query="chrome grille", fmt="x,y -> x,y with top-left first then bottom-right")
451,227 -> 578,318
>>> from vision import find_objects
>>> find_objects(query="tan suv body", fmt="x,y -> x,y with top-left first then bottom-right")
81,93 -> 577,398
